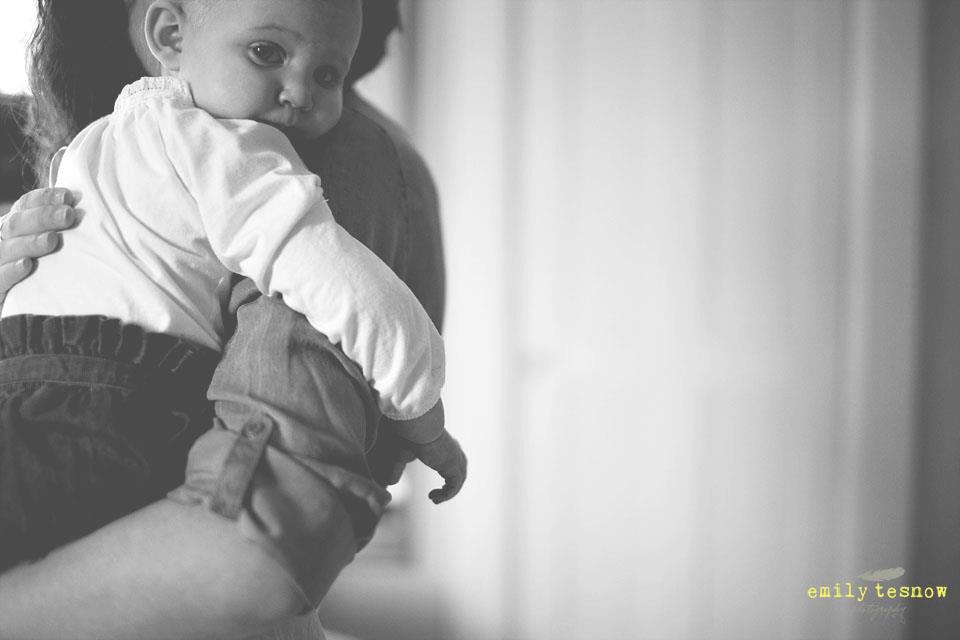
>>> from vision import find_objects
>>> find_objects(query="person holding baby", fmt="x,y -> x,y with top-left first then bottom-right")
0,0 -> 462,638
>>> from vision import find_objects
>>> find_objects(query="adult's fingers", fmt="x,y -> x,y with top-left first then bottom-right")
9,187 -> 74,214
2,200 -> 75,239
0,233 -> 61,264
0,258 -> 34,307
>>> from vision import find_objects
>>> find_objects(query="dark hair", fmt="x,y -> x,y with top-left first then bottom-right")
347,0 -> 401,86
1,95 -> 36,199
26,0 -> 144,184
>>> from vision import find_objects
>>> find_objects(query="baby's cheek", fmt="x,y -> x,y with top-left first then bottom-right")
301,111 -> 341,140
206,73 -> 272,120
315,100 -> 344,136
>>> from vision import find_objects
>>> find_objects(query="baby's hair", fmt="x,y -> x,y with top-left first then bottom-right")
182,0 -> 222,26
26,0 -> 145,185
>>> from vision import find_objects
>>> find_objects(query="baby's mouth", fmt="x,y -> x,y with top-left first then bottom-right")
258,120 -> 312,142
254,115 -> 296,135
256,108 -> 296,129
279,110 -> 297,129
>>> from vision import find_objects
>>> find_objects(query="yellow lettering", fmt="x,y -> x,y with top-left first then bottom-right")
807,587 -> 818,599
924,587 -> 934,598
887,587 -> 898,598
819,586 -> 831,598
937,586 -> 948,598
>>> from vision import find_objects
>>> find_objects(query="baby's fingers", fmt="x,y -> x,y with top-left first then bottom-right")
428,452 -> 467,504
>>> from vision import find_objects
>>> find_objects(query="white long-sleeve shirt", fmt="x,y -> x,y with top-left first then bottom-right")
2,76 -> 444,421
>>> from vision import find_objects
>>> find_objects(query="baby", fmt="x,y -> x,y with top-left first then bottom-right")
0,0 -> 465,575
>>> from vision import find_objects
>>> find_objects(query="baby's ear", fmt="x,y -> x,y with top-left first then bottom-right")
143,0 -> 186,72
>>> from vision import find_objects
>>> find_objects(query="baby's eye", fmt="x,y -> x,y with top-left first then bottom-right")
249,42 -> 286,66
314,66 -> 342,88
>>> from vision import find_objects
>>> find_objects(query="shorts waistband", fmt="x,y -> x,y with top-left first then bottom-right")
0,315 -> 218,388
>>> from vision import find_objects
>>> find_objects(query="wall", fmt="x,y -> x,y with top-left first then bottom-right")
327,1 -> 927,638
911,1 -> 960,638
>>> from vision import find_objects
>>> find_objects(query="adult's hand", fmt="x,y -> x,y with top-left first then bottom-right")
0,188 -> 76,306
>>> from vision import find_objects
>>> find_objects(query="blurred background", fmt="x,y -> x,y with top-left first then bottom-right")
1,1 -> 958,639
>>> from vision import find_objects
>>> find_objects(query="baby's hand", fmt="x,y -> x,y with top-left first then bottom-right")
409,429 -> 467,504
392,400 -> 467,503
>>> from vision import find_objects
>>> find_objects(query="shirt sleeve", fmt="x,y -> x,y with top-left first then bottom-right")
156,102 -> 444,421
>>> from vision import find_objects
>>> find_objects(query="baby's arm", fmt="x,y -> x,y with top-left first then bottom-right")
391,400 -> 467,503
163,105 -> 443,422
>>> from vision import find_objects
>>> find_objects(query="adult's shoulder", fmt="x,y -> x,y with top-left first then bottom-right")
294,92 -> 445,328
292,94 -> 406,269
345,94 -> 435,191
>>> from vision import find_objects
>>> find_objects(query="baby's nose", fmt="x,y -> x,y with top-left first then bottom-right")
278,82 -> 314,110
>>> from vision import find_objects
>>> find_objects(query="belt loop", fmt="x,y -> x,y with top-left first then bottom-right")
209,418 -> 275,519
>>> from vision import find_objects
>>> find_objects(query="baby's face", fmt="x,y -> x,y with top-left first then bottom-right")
177,0 -> 362,140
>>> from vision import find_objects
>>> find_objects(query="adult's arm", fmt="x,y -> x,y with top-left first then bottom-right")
0,498 -> 336,640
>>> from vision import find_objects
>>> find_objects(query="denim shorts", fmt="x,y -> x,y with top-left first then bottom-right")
169,284 -> 391,608
0,314 -> 217,571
